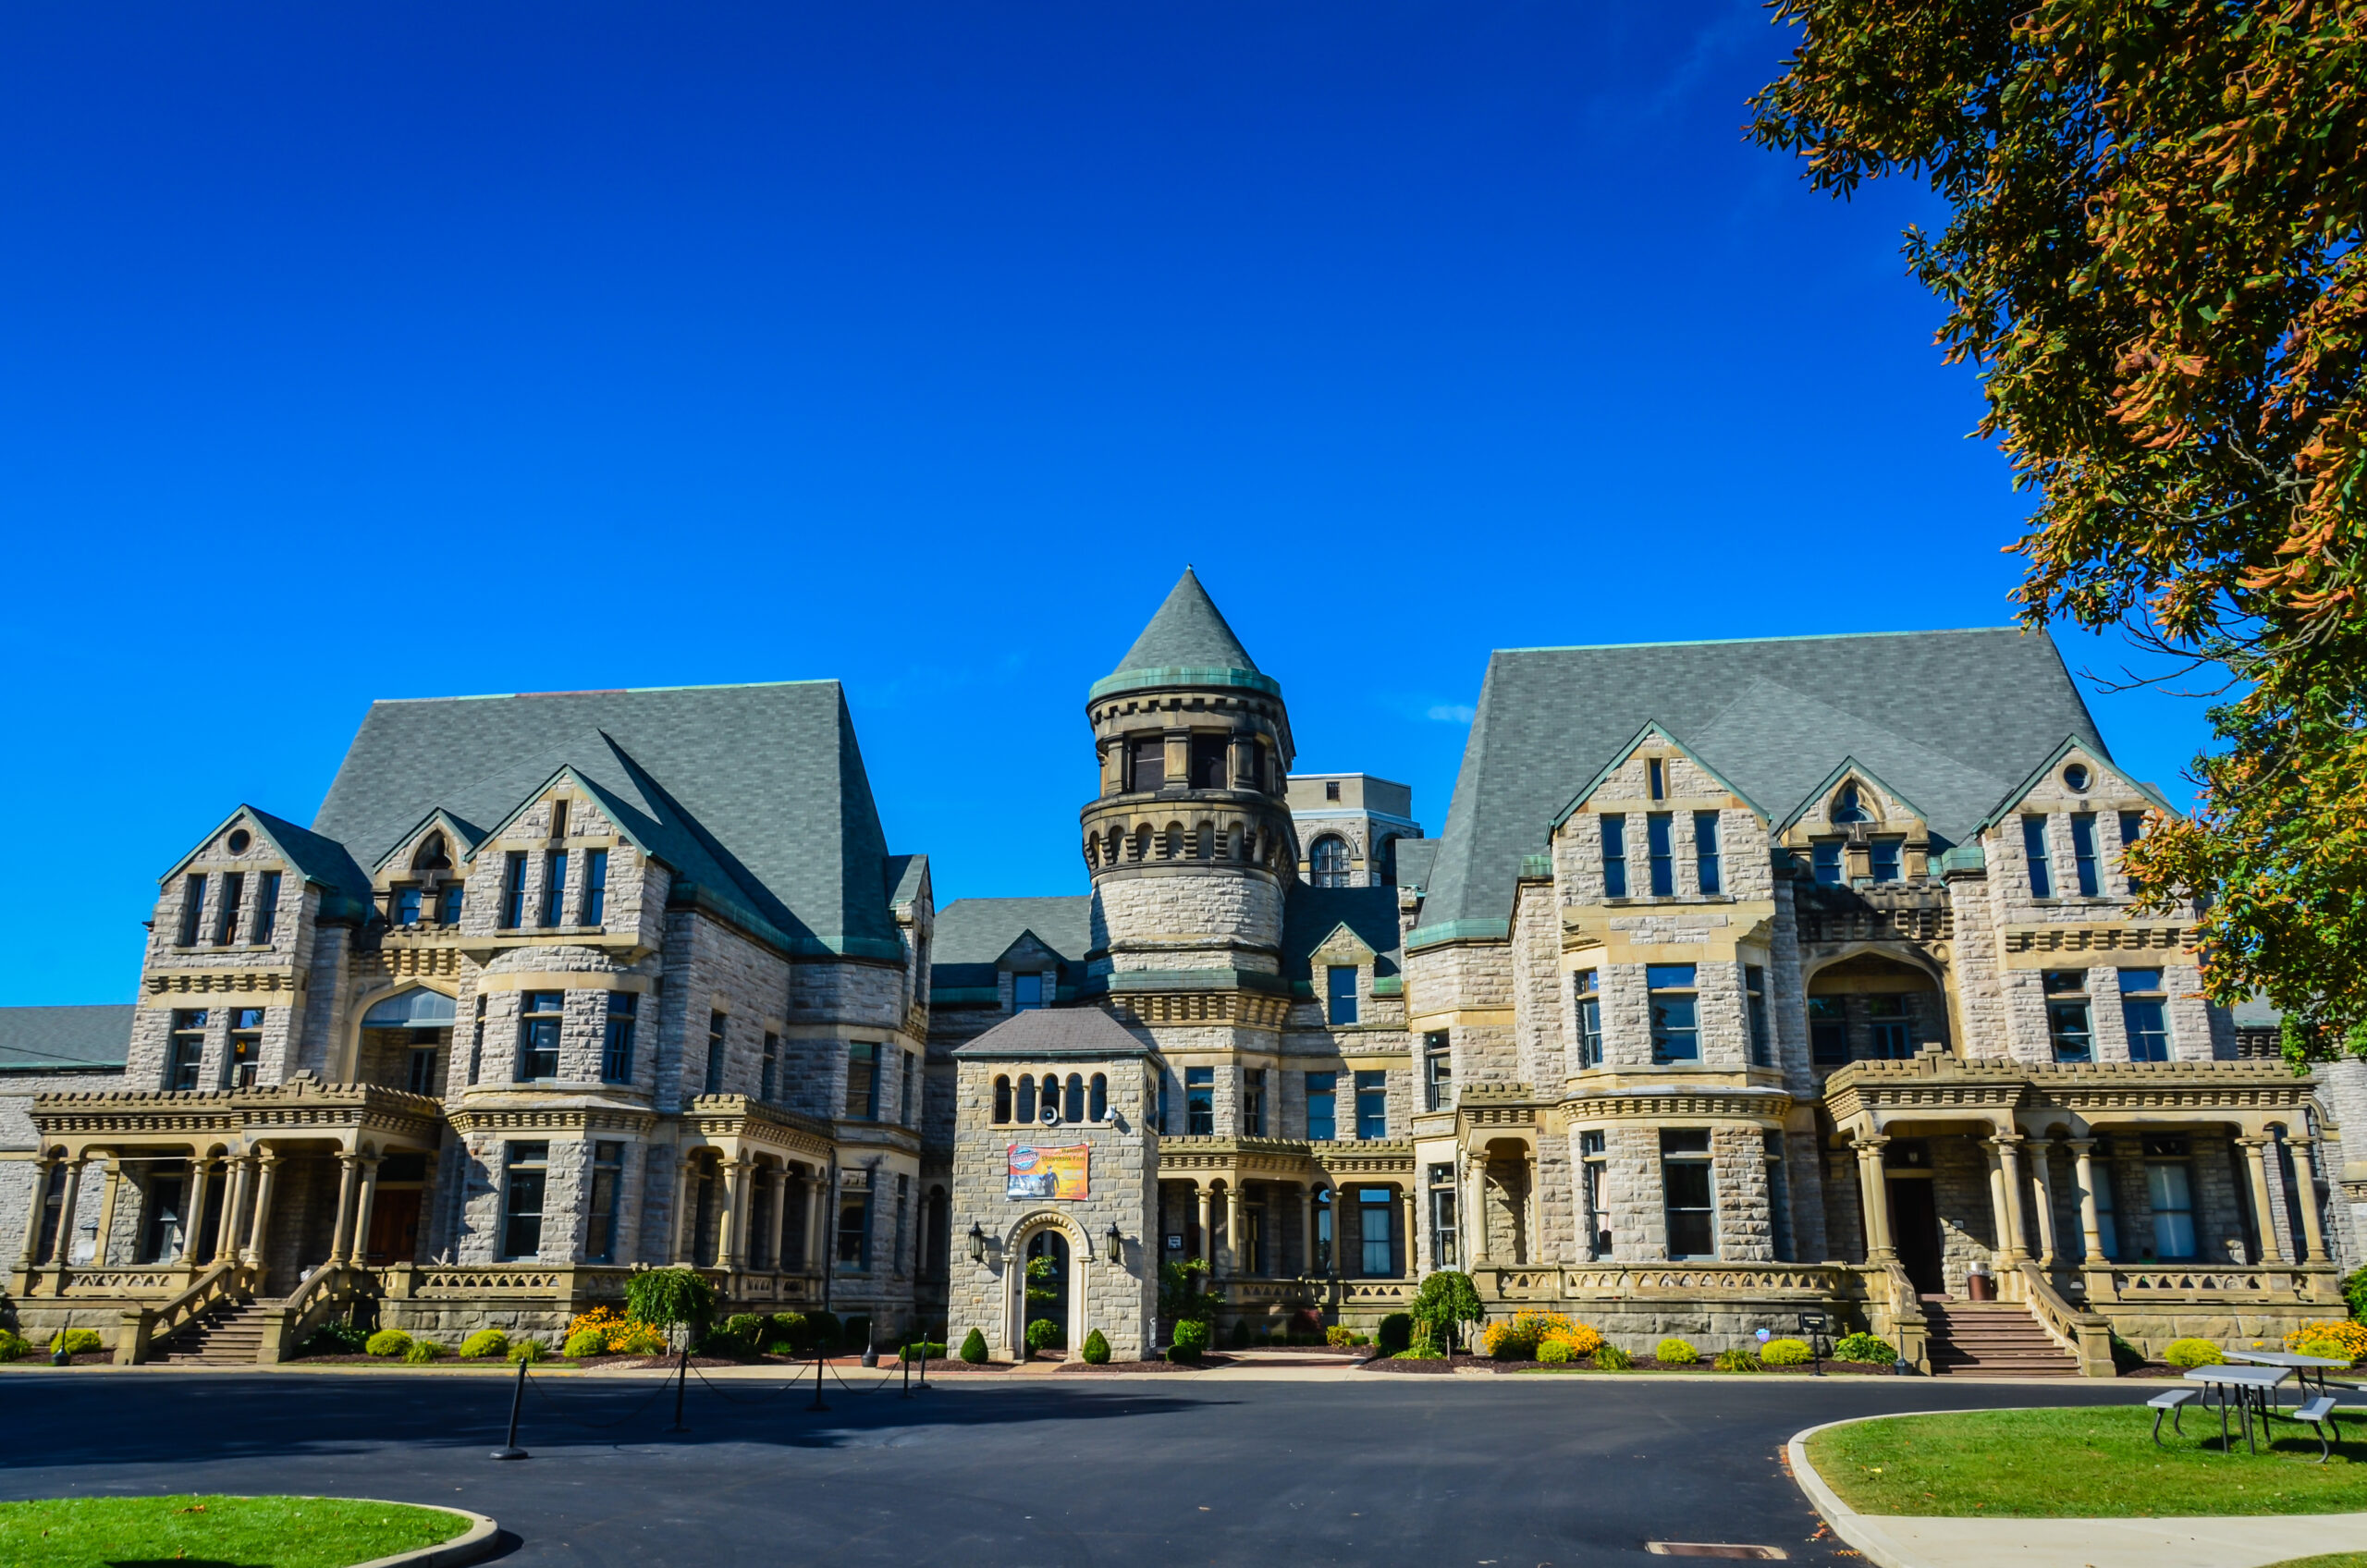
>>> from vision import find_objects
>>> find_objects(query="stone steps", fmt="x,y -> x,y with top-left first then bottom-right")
1922,1302 -> 2080,1378
148,1297 -> 277,1366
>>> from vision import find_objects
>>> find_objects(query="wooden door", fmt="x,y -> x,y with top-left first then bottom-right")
365,1190 -> 422,1265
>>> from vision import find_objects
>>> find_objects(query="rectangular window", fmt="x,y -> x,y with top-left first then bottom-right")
501,1142 -> 549,1259
1243,1067 -> 1267,1136
2093,1157 -> 2120,1259
1184,1066 -> 1214,1135
603,991 -> 637,1083
1581,1130 -> 1610,1258
1746,965 -> 1772,1067
2045,971 -> 2093,1061
2119,811 -> 2147,894
844,1039 -> 879,1118
1648,756 -> 1665,801
1355,1070 -> 1388,1140
1012,971 -> 1044,1011
1646,812 -> 1674,896
1867,995 -> 1912,1059
166,1009 -> 207,1090
1811,841 -> 1844,886
901,1050 -> 918,1128
1306,1071 -> 1336,1141
518,991 -> 563,1080
1662,1129 -> 1715,1259
836,1189 -> 871,1271
586,1142 -> 623,1263
1648,964 -> 1699,1062
2147,1158 -> 2197,1258
227,1007 -> 264,1089
252,870 -> 281,943
1600,815 -> 1628,898
1694,812 -> 1722,895
215,872 -> 245,944
178,874 -> 207,947
1128,735 -> 1165,791
468,995 -> 484,1085
406,1039 -> 439,1095
540,850 -> 569,926
1428,1163 -> 1457,1269
1358,1186 -> 1394,1276
502,852 -> 529,927
696,1012 -> 722,1096
549,799 -> 568,839
435,883 -> 463,926
392,884 -> 422,926
1869,839 -> 1902,885
2120,970 -> 2170,1061
1327,964 -> 1359,1025
2071,812 -> 2100,897
1765,1131 -> 1795,1263
2023,815 -> 2055,898
582,848 -> 607,925
1576,971 -> 1603,1068
1422,1032 -> 1451,1111
1809,996 -> 1849,1064
1189,732 -> 1228,790
753,1030 -> 775,1100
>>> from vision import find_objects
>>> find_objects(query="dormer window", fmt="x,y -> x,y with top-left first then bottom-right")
412,832 -> 450,872
1328,964 -> 1360,1025
393,885 -> 423,926
1646,813 -> 1674,896
1648,757 -> 1665,801
540,850 -> 568,927
1831,783 -> 1870,824
252,871 -> 281,943
214,872 -> 246,944
583,849 -> 607,925
437,883 -> 464,925
549,799 -> 569,839
1601,815 -> 1628,898
178,875 -> 207,947
1012,972 -> 1045,1011
1869,839 -> 1903,884
1811,841 -> 1844,885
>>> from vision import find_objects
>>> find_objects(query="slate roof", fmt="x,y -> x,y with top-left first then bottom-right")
951,1005 -> 1159,1060
1090,570 -> 1281,701
1416,628 -> 2106,939
1392,839 -> 1441,893
313,681 -> 904,960
1282,886 -> 1403,982
0,1005 -> 135,1074
931,895 -> 1095,991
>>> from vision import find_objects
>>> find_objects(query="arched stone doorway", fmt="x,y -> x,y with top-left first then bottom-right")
1005,1214 -> 1089,1356
1805,950 -> 1948,1064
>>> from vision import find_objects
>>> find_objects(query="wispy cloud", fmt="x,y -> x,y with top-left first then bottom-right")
1426,704 -> 1476,725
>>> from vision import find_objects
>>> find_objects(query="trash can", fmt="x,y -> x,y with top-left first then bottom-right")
1964,1263 -> 1994,1302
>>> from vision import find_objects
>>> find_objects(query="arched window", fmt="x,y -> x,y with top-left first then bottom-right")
993,1075 -> 1012,1124
1196,822 -> 1214,860
1310,836 -> 1352,888
1164,823 -> 1184,860
1016,1075 -> 1037,1123
1133,826 -> 1152,863
411,831 -> 450,872
1832,783 -> 1871,824
1041,1073 -> 1061,1120
1088,1072 -> 1108,1121
1064,1073 -> 1085,1122
1106,827 -> 1123,865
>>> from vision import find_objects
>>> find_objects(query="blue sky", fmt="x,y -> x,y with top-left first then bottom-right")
0,3 -> 2211,1006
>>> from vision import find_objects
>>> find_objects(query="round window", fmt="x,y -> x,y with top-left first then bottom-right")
2062,763 -> 2091,793
227,828 -> 251,853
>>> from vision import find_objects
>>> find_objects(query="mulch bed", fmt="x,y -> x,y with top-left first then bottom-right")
1356,1354 -> 1459,1374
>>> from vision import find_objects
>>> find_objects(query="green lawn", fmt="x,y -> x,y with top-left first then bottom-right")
1808,1408 -> 2367,1518
2263,1557 -> 2367,1567
0,1494 -> 469,1568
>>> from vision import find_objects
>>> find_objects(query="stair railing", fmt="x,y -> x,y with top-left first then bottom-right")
1861,1258 -> 1931,1373
259,1258 -> 369,1364
115,1258 -> 254,1366
2017,1259 -> 2117,1378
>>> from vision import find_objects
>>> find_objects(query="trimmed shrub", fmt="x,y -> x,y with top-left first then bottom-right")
299,1320 -> 370,1357
1377,1313 -> 1414,1354
0,1329 -> 33,1362
1081,1329 -> 1111,1366
1024,1317 -> 1061,1354
2345,1264 -> 2367,1324
1713,1348 -> 1761,1372
1169,1319 -> 1210,1364
900,1341 -> 948,1362
509,1338 -> 548,1365
2286,1321 -> 2367,1366
1537,1337 -> 1574,1366
1592,1343 -> 1634,1371
401,1339 -> 446,1364
709,1313 -> 766,1356
1760,1337 -> 1813,1367
1655,1337 -> 1700,1366
959,1328 -> 989,1365
770,1312 -> 813,1354
1325,1324 -> 1355,1347
458,1329 -> 509,1360
1229,1318 -> 1252,1349
563,1328 -> 607,1360
366,1329 -> 414,1358
1833,1332 -> 1898,1366
50,1329 -> 104,1358
2165,1337 -> 2226,1368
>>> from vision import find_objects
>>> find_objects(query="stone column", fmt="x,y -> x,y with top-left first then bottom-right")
176,1157 -> 213,1265
1989,1133 -> 2028,1264
1298,1184 -> 1315,1277
216,1156 -> 253,1265
351,1156 -> 383,1268
327,1152 -> 362,1266
18,1152 -> 55,1272
1852,1134 -> 1892,1259
767,1166 -> 790,1273
1195,1184 -> 1213,1269
1403,1188 -> 1419,1279
243,1152 -> 279,1266
94,1157 -> 125,1269
720,1158 -> 751,1269
54,1157 -> 87,1267
2027,1141 -> 2060,1268
805,1169 -> 827,1271
2290,1136 -> 2330,1264
2067,1138 -> 2106,1264
2238,1136 -> 2287,1265
1466,1155 -> 1491,1266
1223,1185 -> 1243,1279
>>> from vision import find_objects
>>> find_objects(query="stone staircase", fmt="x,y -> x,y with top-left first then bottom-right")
1922,1299 -> 2080,1377
147,1295 -> 276,1366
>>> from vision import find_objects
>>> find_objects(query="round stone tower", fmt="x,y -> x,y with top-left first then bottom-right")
1082,569 -> 1296,982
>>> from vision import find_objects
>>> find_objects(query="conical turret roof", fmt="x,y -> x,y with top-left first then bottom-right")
1090,568 -> 1282,700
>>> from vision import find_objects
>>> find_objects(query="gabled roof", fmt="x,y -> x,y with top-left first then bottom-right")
163,806 -> 376,907
1774,756 -> 1929,835
1415,628 -> 2105,940
951,1005 -> 1159,1061
1971,734 -> 2180,835
312,680 -> 904,961
370,807 -> 487,874
1550,720 -> 1768,830
0,1004 -> 134,1074
1089,569 -> 1282,701
930,895 -> 1096,992
1282,886 -> 1403,981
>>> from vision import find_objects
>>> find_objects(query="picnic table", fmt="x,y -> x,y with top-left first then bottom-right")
2185,1364 -> 2292,1454
2226,1349 -> 2350,1408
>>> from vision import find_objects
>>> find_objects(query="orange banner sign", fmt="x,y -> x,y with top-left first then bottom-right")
1005,1143 -> 1088,1200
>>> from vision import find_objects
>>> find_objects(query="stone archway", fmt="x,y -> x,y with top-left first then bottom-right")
1004,1212 -> 1090,1357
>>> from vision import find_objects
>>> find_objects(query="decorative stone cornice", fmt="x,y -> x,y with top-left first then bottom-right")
1999,922 -> 2194,965
679,1094 -> 839,1158
446,1105 -> 658,1135
1558,1087 -> 1793,1123
1822,1050 -> 2317,1125
141,967 -> 298,999
31,1079 -> 442,1144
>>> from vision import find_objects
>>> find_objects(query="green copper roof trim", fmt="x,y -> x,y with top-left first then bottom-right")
1086,666 -> 1283,702
1371,974 -> 1404,998
1404,918 -> 1512,951
1520,854 -> 1554,880
1935,844 -> 1988,876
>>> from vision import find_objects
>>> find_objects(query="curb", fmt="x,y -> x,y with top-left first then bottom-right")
343,1501 -> 500,1568
1784,1411 -> 1998,1568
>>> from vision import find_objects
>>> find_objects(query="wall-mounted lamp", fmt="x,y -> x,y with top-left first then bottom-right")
967,1221 -> 987,1265
1105,1222 -> 1123,1265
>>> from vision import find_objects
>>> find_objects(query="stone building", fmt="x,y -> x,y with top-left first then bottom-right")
4,574 -> 2358,1371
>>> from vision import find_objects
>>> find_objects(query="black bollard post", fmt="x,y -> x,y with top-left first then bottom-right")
491,1356 -> 531,1461
901,1341 -> 912,1398
667,1344 -> 690,1433
806,1345 -> 830,1412
916,1335 -> 929,1391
